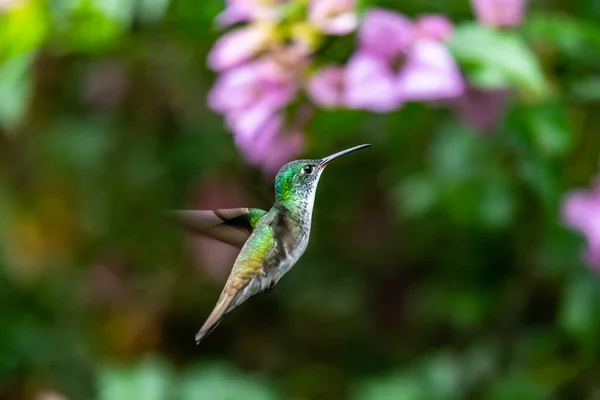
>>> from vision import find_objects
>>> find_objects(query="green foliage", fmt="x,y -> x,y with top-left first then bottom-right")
1,1 -> 600,400
449,23 -> 550,101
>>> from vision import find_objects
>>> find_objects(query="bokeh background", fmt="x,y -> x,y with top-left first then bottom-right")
2,0 -> 600,399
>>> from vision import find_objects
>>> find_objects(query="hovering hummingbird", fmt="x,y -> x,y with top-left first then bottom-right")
173,144 -> 371,343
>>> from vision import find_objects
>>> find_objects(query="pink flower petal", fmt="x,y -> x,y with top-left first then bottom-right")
396,40 -> 464,102
344,52 -> 401,112
359,9 -> 415,60
562,186 -> 600,271
470,0 -> 526,28
208,63 -> 264,113
262,130 -> 306,175
235,113 -> 283,165
207,26 -> 271,71
307,65 -> 345,108
562,190 -> 600,234
216,0 -> 283,27
309,0 -> 357,35
416,15 -> 454,42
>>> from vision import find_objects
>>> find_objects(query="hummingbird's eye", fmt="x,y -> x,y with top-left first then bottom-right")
302,165 -> 315,175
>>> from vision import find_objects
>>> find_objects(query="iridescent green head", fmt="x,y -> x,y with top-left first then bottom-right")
274,144 -> 371,208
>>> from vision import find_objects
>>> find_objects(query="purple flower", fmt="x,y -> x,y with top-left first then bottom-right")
396,39 -> 464,102
563,186 -> 600,270
235,115 -> 305,175
207,25 -> 274,71
309,0 -> 358,35
415,15 -> 454,42
340,9 -> 464,111
209,59 -> 296,120
359,9 -> 415,60
454,86 -> 511,134
261,129 -> 306,175
470,0 -> 526,28
307,65 -> 345,108
216,0 -> 283,27
344,52 -> 400,112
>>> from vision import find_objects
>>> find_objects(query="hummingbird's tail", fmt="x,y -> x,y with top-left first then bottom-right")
195,291 -> 238,344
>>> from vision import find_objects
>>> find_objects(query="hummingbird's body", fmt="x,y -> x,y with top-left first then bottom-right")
174,144 -> 370,343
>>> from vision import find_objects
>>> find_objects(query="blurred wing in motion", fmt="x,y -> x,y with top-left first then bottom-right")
171,208 -> 267,248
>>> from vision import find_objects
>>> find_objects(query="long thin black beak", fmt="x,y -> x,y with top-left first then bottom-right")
319,144 -> 371,166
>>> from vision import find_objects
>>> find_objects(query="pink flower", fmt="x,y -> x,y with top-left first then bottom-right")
563,186 -> 600,270
341,9 -> 464,111
207,25 -> 273,71
235,115 -> 305,175
208,59 -> 296,135
216,0 -> 284,27
470,0 -> 526,28
415,15 -> 454,42
454,86 -> 511,134
359,9 -> 415,60
309,0 -> 358,35
344,52 -> 400,112
307,65 -> 345,108
261,129 -> 306,175
396,39 -> 464,102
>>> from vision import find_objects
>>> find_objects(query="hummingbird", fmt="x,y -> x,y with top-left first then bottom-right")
173,144 -> 371,343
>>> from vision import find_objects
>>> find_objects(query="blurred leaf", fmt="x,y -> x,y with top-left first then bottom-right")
488,373 -> 550,399
524,103 -> 573,158
429,122 -> 484,182
95,0 -> 135,25
179,363 -> 278,400
351,372 -> 425,400
418,353 -> 464,399
98,357 -> 174,400
0,52 -> 34,131
569,75 -> 600,102
0,0 -> 49,59
525,12 -> 600,60
137,0 -> 171,22
477,178 -> 516,229
396,174 -> 439,217
559,271 -> 600,341
57,0 -> 126,53
450,23 -> 550,101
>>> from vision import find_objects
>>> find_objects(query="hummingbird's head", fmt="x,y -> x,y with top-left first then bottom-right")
274,144 -> 371,208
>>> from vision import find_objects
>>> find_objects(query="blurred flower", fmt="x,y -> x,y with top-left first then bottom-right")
358,9 -> 414,60
454,86 -> 511,133
0,0 -> 20,12
290,21 -> 321,53
470,0 -> 526,28
344,52 -> 399,112
415,15 -> 454,42
326,9 -> 463,111
208,53 -> 305,172
216,0 -> 285,27
562,185 -> 600,270
307,65 -> 345,108
396,39 -> 464,102
207,24 -> 276,71
309,0 -> 358,35
260,129 -> 306,174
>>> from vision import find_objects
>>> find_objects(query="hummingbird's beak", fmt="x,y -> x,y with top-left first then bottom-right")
319,144 -> 371,167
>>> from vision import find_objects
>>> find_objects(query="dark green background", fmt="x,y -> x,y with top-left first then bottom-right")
1,0 -> 600,399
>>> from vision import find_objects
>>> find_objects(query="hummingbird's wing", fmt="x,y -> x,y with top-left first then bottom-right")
171,208 -> 267,248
